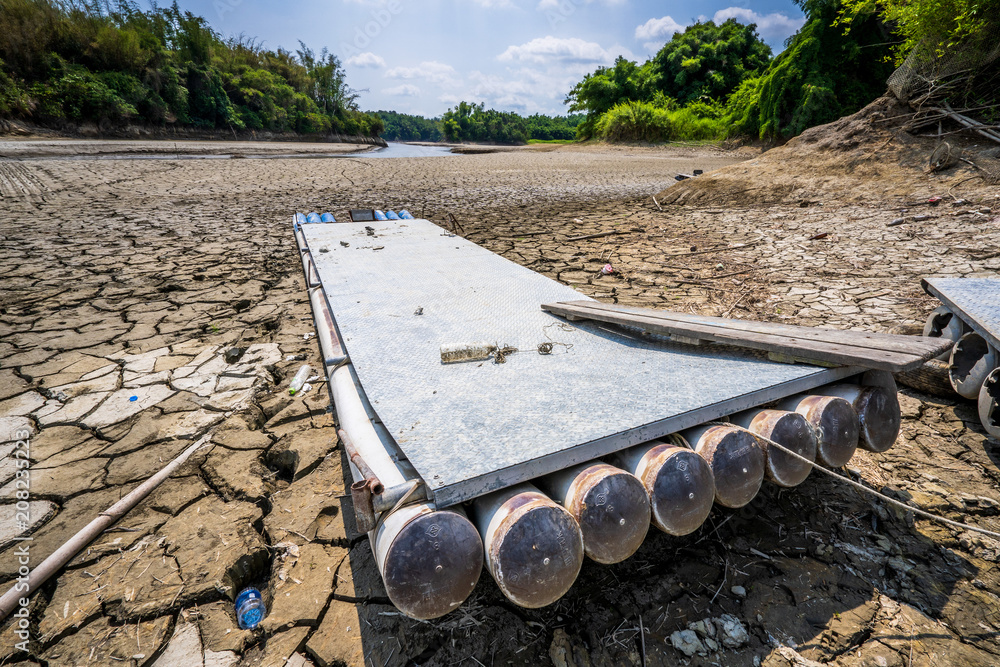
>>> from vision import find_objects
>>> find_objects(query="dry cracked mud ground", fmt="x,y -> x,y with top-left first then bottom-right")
2,106 -> 1000,666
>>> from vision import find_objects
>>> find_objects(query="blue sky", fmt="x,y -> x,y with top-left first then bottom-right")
184,0 -> 806,117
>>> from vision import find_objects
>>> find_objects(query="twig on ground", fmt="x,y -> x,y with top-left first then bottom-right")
565,230 -> 623,242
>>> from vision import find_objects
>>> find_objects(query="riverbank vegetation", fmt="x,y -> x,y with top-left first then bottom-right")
0,0 -> 382,136
566,7 -> 892,143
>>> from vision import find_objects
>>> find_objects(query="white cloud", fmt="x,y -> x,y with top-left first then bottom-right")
498,36 -> 623,65
385,61 -> 460,87
635,15 -> 687,52
712,7 -> 806,42
383,84 -> 421,97
346,52 -> 386,68
635,16 -> 685,41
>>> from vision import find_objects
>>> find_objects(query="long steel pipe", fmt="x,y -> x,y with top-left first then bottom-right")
817,382 -> 901,453
730,409 -> 817,487
979,367 -> 1000,440
776,394 -> 859,467
949,332 -> 999,400
297,222 -> 483,619
472,484 -> 584,608
612,440 -> 715,536
923,306 -> 967,360
536,462 -> 650,564
680,425 -> 765,508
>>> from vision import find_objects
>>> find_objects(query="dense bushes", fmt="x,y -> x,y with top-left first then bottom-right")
728,0 -> 894,139
594,100 -> 725,142
0,0 -> 381,136
526,113 -> 583,141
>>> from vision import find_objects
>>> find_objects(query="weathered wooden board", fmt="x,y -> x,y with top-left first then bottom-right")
541,300 -> 952,373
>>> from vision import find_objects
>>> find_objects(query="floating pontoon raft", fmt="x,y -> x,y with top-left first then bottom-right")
300,216 -> 866,502
293,213 -> 907,618
921,277 -> 1000,438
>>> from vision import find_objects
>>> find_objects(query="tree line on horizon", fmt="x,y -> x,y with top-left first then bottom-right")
374,107 -> 584,143
0,0 -> 383,136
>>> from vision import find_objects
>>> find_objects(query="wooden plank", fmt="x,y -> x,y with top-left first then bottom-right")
551,300 -> 950,358
541,301 -> 950,373
546,303 -> 921,371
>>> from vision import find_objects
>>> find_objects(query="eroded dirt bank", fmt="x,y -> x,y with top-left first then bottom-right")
1,128 -> 999,667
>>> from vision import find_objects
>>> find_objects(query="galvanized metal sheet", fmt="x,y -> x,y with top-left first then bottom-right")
923,277 -> 1000,351
303,220 -> 857,506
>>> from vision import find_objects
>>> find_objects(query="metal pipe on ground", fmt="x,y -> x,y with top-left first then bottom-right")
923,306 -> 967,360
611,440 -> 715,536
472,484 -> 584,608
816,382 -> 901,453
680,425 -> 766,509
536,462 -> 650,564
297,226 -> 483,620
979,367 -> 1000,440
775,394 -> 859,467
949,332 -> 999,400
729,409 -> 817,487
0,434 -> 213,623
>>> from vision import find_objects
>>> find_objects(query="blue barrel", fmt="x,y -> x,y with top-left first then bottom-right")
398,210 -> 415,220
386,210 -> 400,220
374,210 -> 388,221
294,212 -> 307,224
306,212 -> 322,223
320,212 -> 336,222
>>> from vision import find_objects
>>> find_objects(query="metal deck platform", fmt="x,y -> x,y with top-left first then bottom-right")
923,277 -> 1000,351
302,219 -> 861,506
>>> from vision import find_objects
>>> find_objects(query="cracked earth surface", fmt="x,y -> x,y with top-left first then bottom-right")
1,123 -> 999,666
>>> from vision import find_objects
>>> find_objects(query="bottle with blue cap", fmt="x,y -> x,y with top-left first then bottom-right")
234,586 -> 266,630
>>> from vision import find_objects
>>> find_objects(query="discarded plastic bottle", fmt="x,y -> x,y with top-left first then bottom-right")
320,212 -> 336,222
288,364 -> 311,395
306,212 -> 322,223
234,587 -> 266,630
398,210 -> 415,219
385,210 -> 400,220
373,210 -> 388,221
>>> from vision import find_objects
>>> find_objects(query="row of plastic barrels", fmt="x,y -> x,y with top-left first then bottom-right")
375,378 -> 901,619
924,306 -> 1000,438
293,209 -> 416,224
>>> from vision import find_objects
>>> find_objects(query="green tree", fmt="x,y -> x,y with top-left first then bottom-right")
564,57 -> 655,137
650,19 -> 772,105
441,101 -> 528,144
